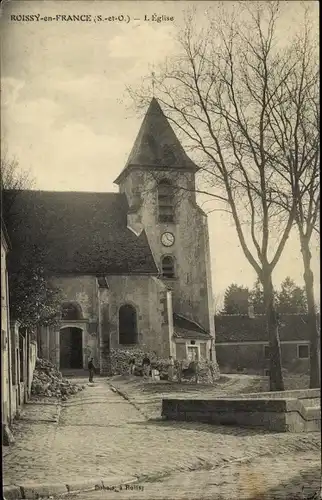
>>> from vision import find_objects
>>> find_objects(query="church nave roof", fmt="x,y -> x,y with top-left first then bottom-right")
4,190 -> 158,276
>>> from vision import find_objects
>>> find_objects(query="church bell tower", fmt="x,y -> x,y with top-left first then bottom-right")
114,98 -> 215,337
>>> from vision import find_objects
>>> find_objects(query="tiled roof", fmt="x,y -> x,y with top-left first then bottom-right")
114,98 -> 198,184
215,314 -> 320,343
4,190 -> 158,275
173,313 -> 212,340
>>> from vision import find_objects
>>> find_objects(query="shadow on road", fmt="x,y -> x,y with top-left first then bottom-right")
126,418 -> 271,436
247,465 -> 321,500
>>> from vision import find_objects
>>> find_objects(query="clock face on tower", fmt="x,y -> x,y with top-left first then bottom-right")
161,232 -> 175,247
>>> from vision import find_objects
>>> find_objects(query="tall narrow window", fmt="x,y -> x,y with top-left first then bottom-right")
158,179 -> 174,223
264,345 -> 270,359
161,256 -> 175,278
119,304 -> 138,345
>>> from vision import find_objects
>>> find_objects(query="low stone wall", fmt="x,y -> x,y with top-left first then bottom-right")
161,389 -> 320,433
227,388 -> 320,400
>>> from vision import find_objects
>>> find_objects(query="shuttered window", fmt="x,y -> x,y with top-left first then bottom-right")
158,179 -> 174,223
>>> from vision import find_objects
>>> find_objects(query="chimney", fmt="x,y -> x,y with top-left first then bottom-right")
248,305 -> 255,319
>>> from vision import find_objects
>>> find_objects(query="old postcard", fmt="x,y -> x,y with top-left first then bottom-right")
1,1 -> 320,499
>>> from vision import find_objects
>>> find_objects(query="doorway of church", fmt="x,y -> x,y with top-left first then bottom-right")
60,327 -> 83,369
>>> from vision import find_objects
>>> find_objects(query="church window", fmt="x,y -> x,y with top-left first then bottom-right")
161,256 -> 175,278
61,302 -> 83,321
97,276 -> 109,288
158,179 -> 174,223
119,304 -> 138,345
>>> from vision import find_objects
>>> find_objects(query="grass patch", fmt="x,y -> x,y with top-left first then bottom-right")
139,376 -> 232,394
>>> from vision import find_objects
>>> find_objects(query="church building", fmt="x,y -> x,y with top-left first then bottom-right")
9,98 -> 216,374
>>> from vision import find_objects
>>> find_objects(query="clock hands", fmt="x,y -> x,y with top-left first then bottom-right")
161,232 -> 175,247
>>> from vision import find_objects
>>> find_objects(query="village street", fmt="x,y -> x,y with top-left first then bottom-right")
3,376 -> 321,500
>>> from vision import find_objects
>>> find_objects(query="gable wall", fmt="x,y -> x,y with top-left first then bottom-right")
46,274 -> 170,370
107,275 -> 170,357
48,276 -> 99,369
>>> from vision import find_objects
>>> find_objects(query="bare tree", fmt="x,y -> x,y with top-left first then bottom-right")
264,10 -> 320,387
1,149 -> 34,190
1,150 -> 35,216
129,1 -> 318,390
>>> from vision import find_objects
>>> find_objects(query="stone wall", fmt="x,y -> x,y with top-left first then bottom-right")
216,342 -> 311,374
28,341 -> 37,397
45,274 -> 170,372
9,322 -> 20,420
49,276 -> 99,369
162,389 -> 321,432
107,275 -> 170,358
1,232 -> 11,426
175,342 -> 186,360
3,321 -> 38,429
53,275 -> 98,321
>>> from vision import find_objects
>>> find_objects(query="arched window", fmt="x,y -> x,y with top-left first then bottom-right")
61,302 -> 83,321
158,179 -> 174,223
161,256 -> 175,278
119,304 -> 138,345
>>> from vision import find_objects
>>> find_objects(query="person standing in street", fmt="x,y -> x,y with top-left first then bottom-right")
129,358 -> 136,375
142,355 -> 151,379
88,357 -> 95,382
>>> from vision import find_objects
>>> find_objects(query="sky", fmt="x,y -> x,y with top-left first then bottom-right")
1,0 -> 320,307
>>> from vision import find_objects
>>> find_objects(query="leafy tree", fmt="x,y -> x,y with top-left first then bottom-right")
249,278 -> 265,315
277,277 -> 307,314
249,277 -> 307,315
1,156 -> 62,329
7,257 -> 62,329
222,283 -> 249,315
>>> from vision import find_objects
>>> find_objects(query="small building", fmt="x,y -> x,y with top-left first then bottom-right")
173,313 -> 212,361
215,313 -> 319,375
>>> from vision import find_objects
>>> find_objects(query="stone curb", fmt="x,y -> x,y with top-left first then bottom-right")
3,476 -> 138,499
109,383 -> 150,418
109,383 -> 168,422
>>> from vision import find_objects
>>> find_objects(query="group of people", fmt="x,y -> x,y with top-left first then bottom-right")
88,354 -> 192,383
129,355 -> 176,381
129,356 -> 153,378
